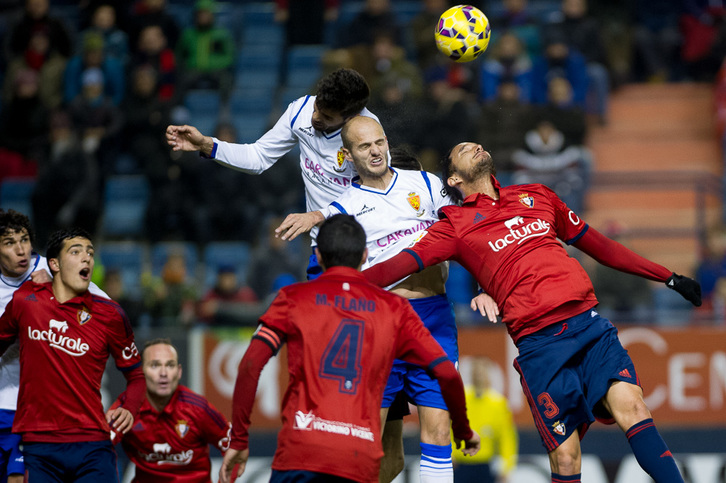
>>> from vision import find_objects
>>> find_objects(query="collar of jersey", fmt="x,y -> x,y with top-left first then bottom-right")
0,253 -> 41,288
351,168 -> 398,195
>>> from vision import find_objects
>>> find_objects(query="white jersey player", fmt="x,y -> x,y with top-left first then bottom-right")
166,68 -> 376,274
0,210 -> 108,483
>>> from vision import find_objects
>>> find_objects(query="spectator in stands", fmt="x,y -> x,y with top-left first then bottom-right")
680,2 -> 726,82
67,67 -> 124,179
365,31 -> 424,102
414,66 -> 475,172
479,31 -> 534,103
489,0 -> 543,58
196,265 -> 260,326
122,65 -> 172,175
591,221 -> 654,323
247,216 -> 305,301
176,0 -> 235,102
127,0 -> 180,54
82,3 -> 130,66
131,24 -> 177,102
512,77 -> 590,213
0,68 -> 49,166
695,223 -> 726,319
4,0 -> 72,62
368,77 -> 427,153
530,31 -> 588,108
275,0 -> 339,46
142,251 -> 198,327
3,28 -> 66,110
631,0 -> 682,82
409,0 -> 450,70
475,80 -> 537,183
452,357 -> 518,483
31,110 -> 102,248
63,31 -> 125,106
336,0 -> 400,48
544,0 -> 610,123
103,268 -> 147,329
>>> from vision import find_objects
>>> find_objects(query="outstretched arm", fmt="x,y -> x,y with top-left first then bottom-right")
166,125 -> 215,155
363,250 -> 421,287
574,227 -> 701,305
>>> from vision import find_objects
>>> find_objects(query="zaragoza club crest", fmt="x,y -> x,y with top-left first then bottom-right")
407,192 -> 426,217
335,148 -> 347,172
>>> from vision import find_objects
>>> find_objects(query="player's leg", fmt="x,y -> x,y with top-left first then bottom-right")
3,432 -> 24,483
547,430 -> 582,481
74,440 -> 120,483
602,381 -> 684,483
379,392 -> 409,483
417,406 -> 454,483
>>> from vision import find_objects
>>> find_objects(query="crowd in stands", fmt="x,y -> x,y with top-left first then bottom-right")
1,0 -> 725,328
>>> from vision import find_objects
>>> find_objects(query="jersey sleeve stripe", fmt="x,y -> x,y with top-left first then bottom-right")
178,393 -> 229,428
290,95 -> 311,128
253,327 -> 283,353
117,360 -> 141,372
402,248 -> 425,272
330,201 -> 347,215
92,296 -> 134,337
566,223 -> 589,245
420,171 -> 434,202
426,355 -> 449,372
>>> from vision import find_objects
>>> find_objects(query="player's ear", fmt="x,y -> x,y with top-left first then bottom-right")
342,147 -> 353,162
314,247 -> 327,271
447,175 -> 460,188
48,257 -> 60,273
358,248 -> 368,270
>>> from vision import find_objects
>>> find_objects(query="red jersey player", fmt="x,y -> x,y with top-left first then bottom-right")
219,215 -> 480,483
112,338 -> 231,483
0,228 -> 145,481
363,144 -> 702,483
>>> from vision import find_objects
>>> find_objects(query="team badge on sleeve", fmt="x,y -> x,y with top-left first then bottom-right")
519,193 -> 534,208
175,420 -> 189,438
336,148 -> 347,171
77,306 -> 92,325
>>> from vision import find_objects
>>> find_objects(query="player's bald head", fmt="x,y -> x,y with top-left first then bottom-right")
341,116 -> 383,150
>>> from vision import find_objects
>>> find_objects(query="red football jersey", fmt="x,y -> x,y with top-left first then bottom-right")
0,281 -> 141,441
237,267 -> 454,483
113,385 -> 231,483
405,181 -> 598,342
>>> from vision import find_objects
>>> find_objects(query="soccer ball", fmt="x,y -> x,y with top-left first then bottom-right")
434,5 -> 491,63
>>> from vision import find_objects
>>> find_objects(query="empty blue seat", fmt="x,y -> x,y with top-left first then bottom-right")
0,177 -> 35,220
202,241 -> 252,289
184,89 -> 222,116
232,115 -> 269,141
241,2 -> 276,27
286,44 -> 327,69
151,241 -> 199,280
100,176 -> 150,238
278,86 -> 310,111
229,91 -> 274,114
237,45 -> 283,71
241,24 -> 284,47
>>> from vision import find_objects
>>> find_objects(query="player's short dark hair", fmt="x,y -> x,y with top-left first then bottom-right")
440,147 -> 464,204
45,228 -> 93,261
142,338 -> 177,361
315,68 -> 370,119
316,215 -> 366,269
390,147 -> 422,171
0,209 -> 35,244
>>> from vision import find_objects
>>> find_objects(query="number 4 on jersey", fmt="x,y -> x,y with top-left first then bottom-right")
319,319 -> 364,394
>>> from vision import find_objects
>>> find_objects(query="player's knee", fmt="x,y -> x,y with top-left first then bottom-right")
549,447 -> 580,474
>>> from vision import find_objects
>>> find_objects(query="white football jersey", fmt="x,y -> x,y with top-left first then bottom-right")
0,253 -> 108,411
210,95 -> 380,241
329,168 -> 455,286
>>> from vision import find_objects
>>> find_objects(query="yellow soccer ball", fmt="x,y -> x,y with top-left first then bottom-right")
434,4 -> 491,63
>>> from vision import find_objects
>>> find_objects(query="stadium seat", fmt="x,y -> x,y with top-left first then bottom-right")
277,86 -> 310,111
202,241 -> 252,289
286,45 -> 328,70
241,24 -> 284,48
100,175 -> 150,238
0,177 -> 35,221
232,114 -> 269,141
151,241 -> 199,280
229,90 -> 274,114
391,1 -> 423,24
98,241 -> 147,299
184,89 -> 222,117
241,2 -> 276,27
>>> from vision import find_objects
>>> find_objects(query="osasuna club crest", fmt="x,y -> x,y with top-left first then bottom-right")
175,420 -> 189,438
77,305 -> 92,325
552,420 -> 566,436
519,193 -> 534,208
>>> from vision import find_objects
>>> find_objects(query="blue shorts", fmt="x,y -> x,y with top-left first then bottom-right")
382,295 -> 458,410
306,250 -> 323,280
23,440 -> 119,483
0,431 -> 23,477
514,309 -> 639,452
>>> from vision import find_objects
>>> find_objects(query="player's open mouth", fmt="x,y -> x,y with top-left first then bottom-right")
79,268 -> 91,280
371,157 -> 383,166
17,259 -> 28,269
